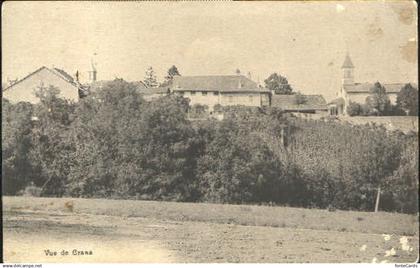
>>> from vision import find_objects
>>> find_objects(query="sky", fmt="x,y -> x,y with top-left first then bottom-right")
2,1 -> 418,101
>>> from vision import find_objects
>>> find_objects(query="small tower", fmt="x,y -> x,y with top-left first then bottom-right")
88,60 -> 97,83
341,53 -> 354,85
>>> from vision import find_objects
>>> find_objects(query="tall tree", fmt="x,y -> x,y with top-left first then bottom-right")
162,65 -> 181,86
144,66 -> 158,88
396,83 -> 418,116
365,82 -> 391,115
264,73 -> 293,94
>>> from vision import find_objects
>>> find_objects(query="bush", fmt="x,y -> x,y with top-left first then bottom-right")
347,101 -> 362,116
2,80 -> 417,214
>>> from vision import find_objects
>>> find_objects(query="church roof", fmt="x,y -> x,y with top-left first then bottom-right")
171,75 -> 270,93
343,82 -> 417,93
271,94 -> 328,111
342,54 -> 354,68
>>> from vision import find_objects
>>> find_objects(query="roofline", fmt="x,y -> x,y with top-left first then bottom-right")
3,66 -> 80,92
3,66 -> 48,92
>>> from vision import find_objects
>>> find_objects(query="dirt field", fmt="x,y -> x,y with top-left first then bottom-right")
3,196 -> 419,263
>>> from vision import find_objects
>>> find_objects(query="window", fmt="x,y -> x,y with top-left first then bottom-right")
228,96 -> 233,103
202,92 -> 207,96
213,92 -> 219,96
179,92 -> 184,96
249,95 -> 253,102
191,91 -> 196,96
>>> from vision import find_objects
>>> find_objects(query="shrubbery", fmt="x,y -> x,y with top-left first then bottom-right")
2,79 -> 418,213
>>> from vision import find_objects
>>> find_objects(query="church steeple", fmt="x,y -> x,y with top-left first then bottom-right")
342,53 -> 354,85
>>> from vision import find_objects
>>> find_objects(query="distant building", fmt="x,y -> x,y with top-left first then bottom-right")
328,54 -> 415,116
2,66 -> 85,104
271,94 -> 328,114
171,75 -> 271,110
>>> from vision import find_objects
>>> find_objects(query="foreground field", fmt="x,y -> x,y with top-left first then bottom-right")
3,196 -> 419,263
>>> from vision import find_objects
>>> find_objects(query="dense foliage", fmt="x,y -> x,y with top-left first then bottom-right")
396,83 -> 419,116
347,82 -> 418,116
2,79 -> 418,213
264,73 -> 294,95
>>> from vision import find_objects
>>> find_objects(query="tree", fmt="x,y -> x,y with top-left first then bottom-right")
30,86 -> 77,196
396,83 -> 418,116
162,65 -> 181,86
264,73 -> 293,95
144,66 -> 158,88
346,101 -> 362,116
2,99 -> 35,195
365,82 -> 391,115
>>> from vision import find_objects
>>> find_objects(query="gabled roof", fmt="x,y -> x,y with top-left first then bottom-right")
271,94 -> 328,111
328,97 -> 345,106
344,83 -> 417,93
342,54 -> 354,69
171,75 -> 269,93
53,68 -> 76,83
131,81 -> 148,90
3,66 -> 81,92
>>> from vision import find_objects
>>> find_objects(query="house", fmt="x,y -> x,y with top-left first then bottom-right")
2,66 -> 86,104
171,75 -> 271,110
271,94 -> 328,114
328,54 -> 415,116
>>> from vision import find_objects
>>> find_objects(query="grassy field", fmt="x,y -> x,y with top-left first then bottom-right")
3,196 -> 419,263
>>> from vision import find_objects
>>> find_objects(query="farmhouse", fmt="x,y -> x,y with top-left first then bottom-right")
171,75 -> 271,111
328,54 -> 416,116
2,66 -> 86,104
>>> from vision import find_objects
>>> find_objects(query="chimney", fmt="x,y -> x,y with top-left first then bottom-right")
247,71 -> 252,80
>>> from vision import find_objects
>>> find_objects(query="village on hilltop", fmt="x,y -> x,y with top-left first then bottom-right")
2,54 -> 418,129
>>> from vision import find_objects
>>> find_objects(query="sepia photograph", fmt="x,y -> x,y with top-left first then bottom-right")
1,0 -> 419,264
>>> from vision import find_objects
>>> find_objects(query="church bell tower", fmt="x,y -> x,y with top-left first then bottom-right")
342,53 -> 354,85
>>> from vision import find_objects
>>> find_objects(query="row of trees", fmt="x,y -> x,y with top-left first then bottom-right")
2,79 -> 418,213
347,82 -> 418,116
143,65 -> 181,88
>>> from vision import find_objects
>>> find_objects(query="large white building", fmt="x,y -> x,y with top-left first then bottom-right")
2,66 -> 86,104
171,75 -> 271,111
328,54 -> 414,115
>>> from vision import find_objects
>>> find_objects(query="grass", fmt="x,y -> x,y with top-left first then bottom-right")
3,196 -> 418,236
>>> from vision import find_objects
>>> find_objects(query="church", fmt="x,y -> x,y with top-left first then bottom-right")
328,54 -> 413,116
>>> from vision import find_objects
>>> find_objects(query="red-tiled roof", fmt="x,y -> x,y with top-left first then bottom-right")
171,75 -> 269,93
344,83 -> 417,93
271,94 -> 328,111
